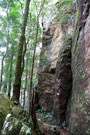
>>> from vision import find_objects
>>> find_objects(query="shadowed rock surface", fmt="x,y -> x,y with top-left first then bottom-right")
54,38 -> 72,126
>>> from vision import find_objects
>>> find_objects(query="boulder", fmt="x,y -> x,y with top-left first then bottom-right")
12,104 -> 27,119
0,92 -> 11,133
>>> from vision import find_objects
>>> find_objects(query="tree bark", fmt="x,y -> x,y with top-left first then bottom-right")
29,16 -> 41,135
0,0 -> 9,91
13,0 -> 31,102
0,57 -> 4,91
8,49 -> 14,98
23,56 -> 28,107
28,1 -> 45,134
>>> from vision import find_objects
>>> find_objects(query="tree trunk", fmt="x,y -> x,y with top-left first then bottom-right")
0,57 -> 4,91
8,50 -> 14,98
0,0 -> 9,91
28,1 -> 45,134
13,0 -> 31,102
29,17 -> 41,135
23,56 -> 28,107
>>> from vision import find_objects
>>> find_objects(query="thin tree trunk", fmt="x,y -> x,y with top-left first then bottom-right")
13,0 -> 31,102
0,0 -> 9,91
0,57 -> 4,90
28,1 -> 45,134
23,14 -> 32,106
23,56 -> 28,107
6,0 -> 9,53
8,51 -> 14,98
29,17 -> 41,135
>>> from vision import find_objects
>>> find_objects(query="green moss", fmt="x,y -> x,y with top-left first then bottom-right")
12,105 -> 26,119
72,0 -> 81,56
0,112 -> 5,132
0,93 -> 11,133
74,7 -> 79,31
72,42 -> 81,60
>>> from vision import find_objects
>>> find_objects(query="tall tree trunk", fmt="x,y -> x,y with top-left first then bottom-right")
0,0 -> 9,91
23,56 -> 28,107
29,17 -> 41,135
13,0 -> 31,102
23,14 -> 32,106
6,0 -> 9,53
28,1 -> 45,134
8,50 -> 14,98
0,57 -> 4,91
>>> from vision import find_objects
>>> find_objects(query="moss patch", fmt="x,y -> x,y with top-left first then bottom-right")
0,93 -> 11,132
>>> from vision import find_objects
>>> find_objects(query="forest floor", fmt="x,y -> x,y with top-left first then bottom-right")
36,110 -> 70,135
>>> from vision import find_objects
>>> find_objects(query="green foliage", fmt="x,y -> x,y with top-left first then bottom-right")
0,0 -> 50,93
20,124 -> 31,135
0,0 -> 24,92
55,0 -> 73,23
36,110 -> 57,123
0,0 -> 73,105
18,111 -> 27,119
57,0 -> 73,9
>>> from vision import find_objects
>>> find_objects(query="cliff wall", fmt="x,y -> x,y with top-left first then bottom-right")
38,2 -> 73,124
70,0 -> 90,134
37,0 -> 90,134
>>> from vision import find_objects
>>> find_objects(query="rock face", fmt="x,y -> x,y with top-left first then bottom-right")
54,38 -> 72,125
0,93 -> 11,133
38,73 -> 58,112
38,20 -> 66,113
37,0 -> 90,134
70,0 -> 90,134
38,14 -> 73,123
37,0 -> 73,127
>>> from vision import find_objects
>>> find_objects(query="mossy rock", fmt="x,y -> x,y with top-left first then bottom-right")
0,92 -> 11,132
12,104 -> 27,119
1,115 -> 22,135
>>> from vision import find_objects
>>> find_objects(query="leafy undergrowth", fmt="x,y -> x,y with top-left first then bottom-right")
1,104 -> 70,135
36,110 -> 70,135
11,106 -> 70,135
